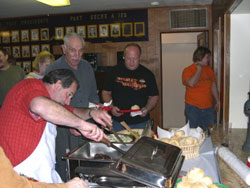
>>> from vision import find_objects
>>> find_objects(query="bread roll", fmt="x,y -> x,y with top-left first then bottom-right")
192,182 -> 207,188
131,105 -> 140,110
169,139 -> 180,147
199,176 -> 213,186
176,181 -> 192,188
160,137 -> 170,144
186,167 -> 205,183
180,136 -> 198,146
175,130 -> 185,137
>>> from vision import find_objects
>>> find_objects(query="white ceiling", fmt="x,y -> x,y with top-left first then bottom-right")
0,0 -> 213,19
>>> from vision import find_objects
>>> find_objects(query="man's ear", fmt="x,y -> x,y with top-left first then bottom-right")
55,80 -> 62,90
61,45 -> 66,54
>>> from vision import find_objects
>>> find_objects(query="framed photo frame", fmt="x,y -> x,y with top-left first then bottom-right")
99,24 -> 109,38
40,28 -> 49,41
66,26 -> 75,35
1,31 -> 10,43
31,29 -> 39,41
23,61 -> 31,73
31,45 -> 40,57
12,46 -> 21,58
22,45 -> 30,58
21,30 -> 29,42
11,30 -> 20,43
111,23 -> 120,37
87,25 -> 97,38
76,25 -> 86,38
134,22 -> 145,37
122,23 -> 133,37
3,46 -> 11,55
55,27 -> 64,40
41,44 -> 50,52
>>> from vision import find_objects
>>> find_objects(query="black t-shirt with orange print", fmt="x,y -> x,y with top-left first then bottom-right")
103,63 -> 158,124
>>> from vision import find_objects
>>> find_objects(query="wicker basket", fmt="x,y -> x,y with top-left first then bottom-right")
179,132 -> 205,159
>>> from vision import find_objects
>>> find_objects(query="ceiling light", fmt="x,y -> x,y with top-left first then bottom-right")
151,1 -> 159,6
36,0 -> 70,7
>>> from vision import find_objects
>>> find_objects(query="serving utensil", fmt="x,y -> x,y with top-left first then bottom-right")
101,137 -> 126,154
120,121 -> 140,140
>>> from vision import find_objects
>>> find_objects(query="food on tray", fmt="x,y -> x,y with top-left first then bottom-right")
160,137 -> 170,143
108,134 -> 133,143
94,154 -> 111,160
169,139 -> 180,147
177,168 -> 219,188
131,104 -> 140,110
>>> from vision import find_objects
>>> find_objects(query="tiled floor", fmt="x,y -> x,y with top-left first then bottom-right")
211,125 -> 250,188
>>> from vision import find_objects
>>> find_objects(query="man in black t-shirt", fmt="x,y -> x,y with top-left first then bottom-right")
102,43 -> 159,131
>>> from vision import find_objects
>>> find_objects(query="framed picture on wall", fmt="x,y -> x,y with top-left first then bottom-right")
23,61 -> 31,73
40,28 -> 49,41
21,30 -> 29,42
122,23 -> 133,37
134,22 -> 145,36
88,25 -> 97,38
41,44 -> 50,52
76,25 -> 86,38
110,23 -> 120,37
3,46 -> 11,55
31,29 -> 39,41
66,26 -> 75,35
55,27 -> 64,40
99,24 -> 109,38
31,45 -> 40,57
12,46 -> 21,58
2,31 -> 10,43
22,45 -> 30,58
11,30 -> 20,43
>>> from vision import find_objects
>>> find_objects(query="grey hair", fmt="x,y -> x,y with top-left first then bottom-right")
63,32 -> 85,47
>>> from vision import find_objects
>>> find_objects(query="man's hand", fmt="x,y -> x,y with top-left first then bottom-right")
77,121 -> 107,142
140,107 -> 148,117
91,109 -> 112,128
111,106 -> 123,117
66,177 -> 88,188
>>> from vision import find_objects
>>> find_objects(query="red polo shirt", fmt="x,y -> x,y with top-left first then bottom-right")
0,79 -> 72,166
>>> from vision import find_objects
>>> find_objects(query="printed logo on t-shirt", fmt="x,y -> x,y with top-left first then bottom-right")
116,77 -> 146,90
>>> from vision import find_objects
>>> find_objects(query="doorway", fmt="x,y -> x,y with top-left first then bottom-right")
161,32 -> 203,128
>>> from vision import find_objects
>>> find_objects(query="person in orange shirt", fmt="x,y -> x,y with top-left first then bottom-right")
182,47 -> 219,136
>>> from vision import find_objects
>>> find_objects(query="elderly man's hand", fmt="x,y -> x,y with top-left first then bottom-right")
91,109 -> 112,128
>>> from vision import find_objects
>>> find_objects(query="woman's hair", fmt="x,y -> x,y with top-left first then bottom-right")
32,51 -> 55,72
192,47 -> 211,62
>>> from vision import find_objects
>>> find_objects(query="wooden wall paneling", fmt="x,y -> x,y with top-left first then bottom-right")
223,14 -> 231,128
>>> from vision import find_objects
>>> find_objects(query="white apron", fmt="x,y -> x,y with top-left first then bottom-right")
14,122 -> 63,183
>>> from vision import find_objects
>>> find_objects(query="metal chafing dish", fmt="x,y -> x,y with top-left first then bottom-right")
110,137 -> 184,188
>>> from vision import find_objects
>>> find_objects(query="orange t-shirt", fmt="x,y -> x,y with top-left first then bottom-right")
182,64 -> 216,109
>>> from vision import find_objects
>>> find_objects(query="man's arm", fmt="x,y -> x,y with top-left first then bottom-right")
102,90 -> 122,117
29,96 -> 107,141
184,64 -> 202,87
141,96 -> 159,117
211,82 -> 219,112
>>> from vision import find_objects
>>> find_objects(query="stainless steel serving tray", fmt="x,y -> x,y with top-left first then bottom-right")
63,142 -> 133,163
110,137 -> 184,188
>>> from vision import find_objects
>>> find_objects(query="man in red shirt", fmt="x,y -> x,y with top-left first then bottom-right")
0,69 -> 111,183
182,47 -> 219,136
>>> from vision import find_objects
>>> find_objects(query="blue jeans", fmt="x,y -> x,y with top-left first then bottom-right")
112,120 -> 148,131
185,103 -> 216,131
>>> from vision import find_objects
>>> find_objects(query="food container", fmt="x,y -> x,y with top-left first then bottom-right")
110,137 -> 185,188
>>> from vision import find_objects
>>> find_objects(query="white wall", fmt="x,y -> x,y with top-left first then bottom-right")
230,14 -> 250,128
